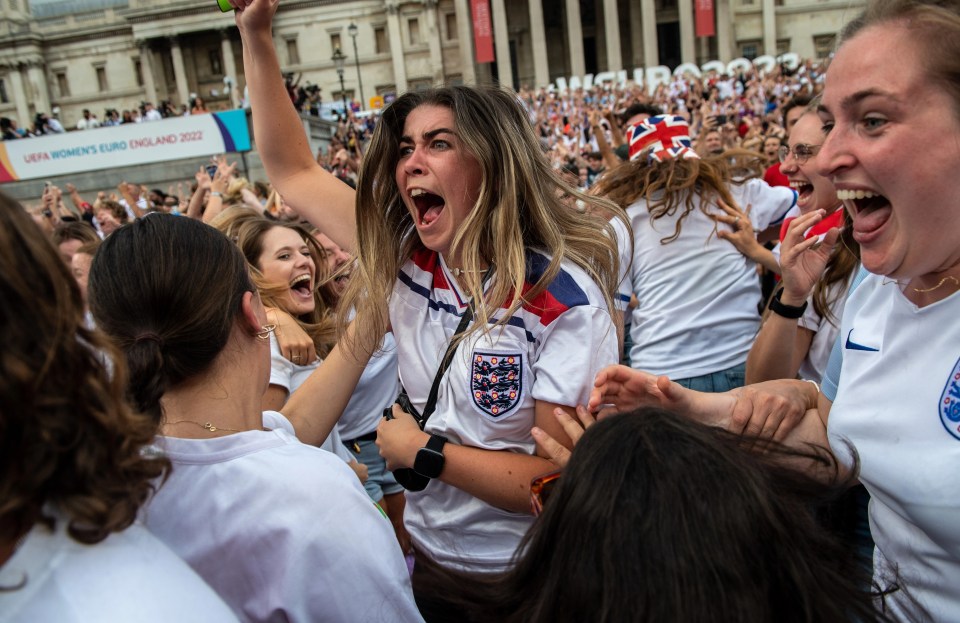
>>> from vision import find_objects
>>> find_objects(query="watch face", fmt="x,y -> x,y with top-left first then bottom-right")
414,449 -> 445,479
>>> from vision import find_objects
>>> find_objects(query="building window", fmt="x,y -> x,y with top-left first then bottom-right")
408,18 -> 421,45
814,34 -> 836,59
330,33 -> 342,54
740,41 -> 760,60
209,49 -> 223,75
374,27 -> 388,54
55,70 -> 70,97
444,12 -> 457,41
777,39 -> 790,55
0,79 -> 8,104
286,38 -> 300,65
409,78 -> 431,92
95,65 -> 108,91
133,58 -> 144,86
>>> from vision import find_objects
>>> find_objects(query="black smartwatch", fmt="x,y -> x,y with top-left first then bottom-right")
413,434 -> 448,479
768,289 -> 808,319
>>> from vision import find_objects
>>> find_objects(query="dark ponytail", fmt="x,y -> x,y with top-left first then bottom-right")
89,215 -> 253,425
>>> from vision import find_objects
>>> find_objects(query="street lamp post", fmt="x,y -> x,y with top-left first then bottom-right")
332,47 -> 348,116
347,22 -> 365,109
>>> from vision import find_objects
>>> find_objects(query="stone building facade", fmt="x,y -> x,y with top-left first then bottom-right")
0,0 -> 861,131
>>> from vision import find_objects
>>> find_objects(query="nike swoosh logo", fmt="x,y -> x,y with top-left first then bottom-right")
845,329 -> 879,352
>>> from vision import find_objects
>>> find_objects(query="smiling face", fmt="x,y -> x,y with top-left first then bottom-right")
256,226 -> 316,316
395,104 -> 483,265
817,22 -> 960,281
313,231 -> 352,301
780,114 -> 838,216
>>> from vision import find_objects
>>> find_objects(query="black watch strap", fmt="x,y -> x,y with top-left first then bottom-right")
769,289 -> 808,319
425,434 -> 448,453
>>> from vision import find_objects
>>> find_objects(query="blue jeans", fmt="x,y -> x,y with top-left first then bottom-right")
674,362 -> 746,393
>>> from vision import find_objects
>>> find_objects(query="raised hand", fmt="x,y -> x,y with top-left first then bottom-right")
779,209 -> 840,304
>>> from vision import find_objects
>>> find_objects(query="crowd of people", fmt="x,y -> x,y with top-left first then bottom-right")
3,0 -> 959,620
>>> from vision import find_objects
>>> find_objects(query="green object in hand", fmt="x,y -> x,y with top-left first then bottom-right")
216,0 -> 232,12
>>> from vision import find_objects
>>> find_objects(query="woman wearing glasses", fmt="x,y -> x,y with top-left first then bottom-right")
746,108 -> 860,384
719,106 -> 861,384
595,115 -> 796,392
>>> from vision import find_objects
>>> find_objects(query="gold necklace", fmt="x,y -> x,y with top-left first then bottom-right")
449,267 -> 490,277
881,275 -> 960,294
164,420 -> 244,434
912,275 -> 959,294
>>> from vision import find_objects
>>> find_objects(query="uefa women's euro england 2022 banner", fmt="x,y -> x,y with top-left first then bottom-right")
0,110 -> 250,183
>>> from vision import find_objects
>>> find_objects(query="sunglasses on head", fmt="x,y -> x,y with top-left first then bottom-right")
530,469 -> 561,516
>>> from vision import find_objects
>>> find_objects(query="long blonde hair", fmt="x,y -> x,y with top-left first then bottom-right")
340,85 -> 628,355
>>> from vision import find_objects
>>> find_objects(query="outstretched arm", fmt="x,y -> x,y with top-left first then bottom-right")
233,0 -> 356,250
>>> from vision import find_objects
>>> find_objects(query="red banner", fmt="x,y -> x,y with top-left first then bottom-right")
695,0 -> 715,37
470,0 -> 495,64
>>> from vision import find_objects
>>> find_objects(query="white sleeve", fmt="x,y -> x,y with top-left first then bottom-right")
531,305 -> 619,407
268,334 -> 293,392
609,216 -> 634,312
743,178 -> 797,231
237,454 -> 423,622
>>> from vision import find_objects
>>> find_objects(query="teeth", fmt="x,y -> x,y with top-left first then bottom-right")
789,182 -> 810,191
290,274 -> 310,286
410,189 -> 427,197
836,189 -> 877,201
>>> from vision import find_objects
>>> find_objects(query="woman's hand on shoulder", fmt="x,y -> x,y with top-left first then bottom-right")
269,308 -> 317,364
713,200 -> 767,262
532,405 -> 596,469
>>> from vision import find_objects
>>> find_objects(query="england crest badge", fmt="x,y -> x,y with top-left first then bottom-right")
940,356 -> 960,441
471,351 -> 523,418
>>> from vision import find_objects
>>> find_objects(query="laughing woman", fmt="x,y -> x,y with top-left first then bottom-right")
234,218 -> 361,472
233,0 -> 626,614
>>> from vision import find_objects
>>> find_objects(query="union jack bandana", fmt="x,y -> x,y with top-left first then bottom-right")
628,115 -> 700,163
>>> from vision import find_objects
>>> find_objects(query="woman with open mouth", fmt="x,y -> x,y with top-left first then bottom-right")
234,218 -> 366,479
588,0 -> 960,618
235,2 -> 627,617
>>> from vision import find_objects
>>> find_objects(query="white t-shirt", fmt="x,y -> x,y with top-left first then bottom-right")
268,333 -> 355,464
625,179 -> 795,378
795,273 -> 853,383
0,513 -> 237,623
143,412 -> 422,623
337,328 -> 400,441
828,274 -> 960,620
391,249 -> 618,572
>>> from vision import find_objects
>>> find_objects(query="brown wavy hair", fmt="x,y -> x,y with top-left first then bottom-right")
234,219 -> 337,358
0,192 -> 168,549
593,150 -> 761,244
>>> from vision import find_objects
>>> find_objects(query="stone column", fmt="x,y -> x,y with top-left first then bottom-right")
26,61 -> 50,116
716,0 -> 732,62
453,0 -> 476,84
762,0 -> 776,55
385,0 -> 409,93
7,65 -> 31,127
564,0 -> 585,77
678,0 -> 696,64
527,0 -> 549,87
138,41 -> 159,105
423,0 -> 445,84
641,0 -> 658,68
602,0 -> 622,72
220,30 -> 239,108
490,0 -> 512,87
168,36 -> 189,107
